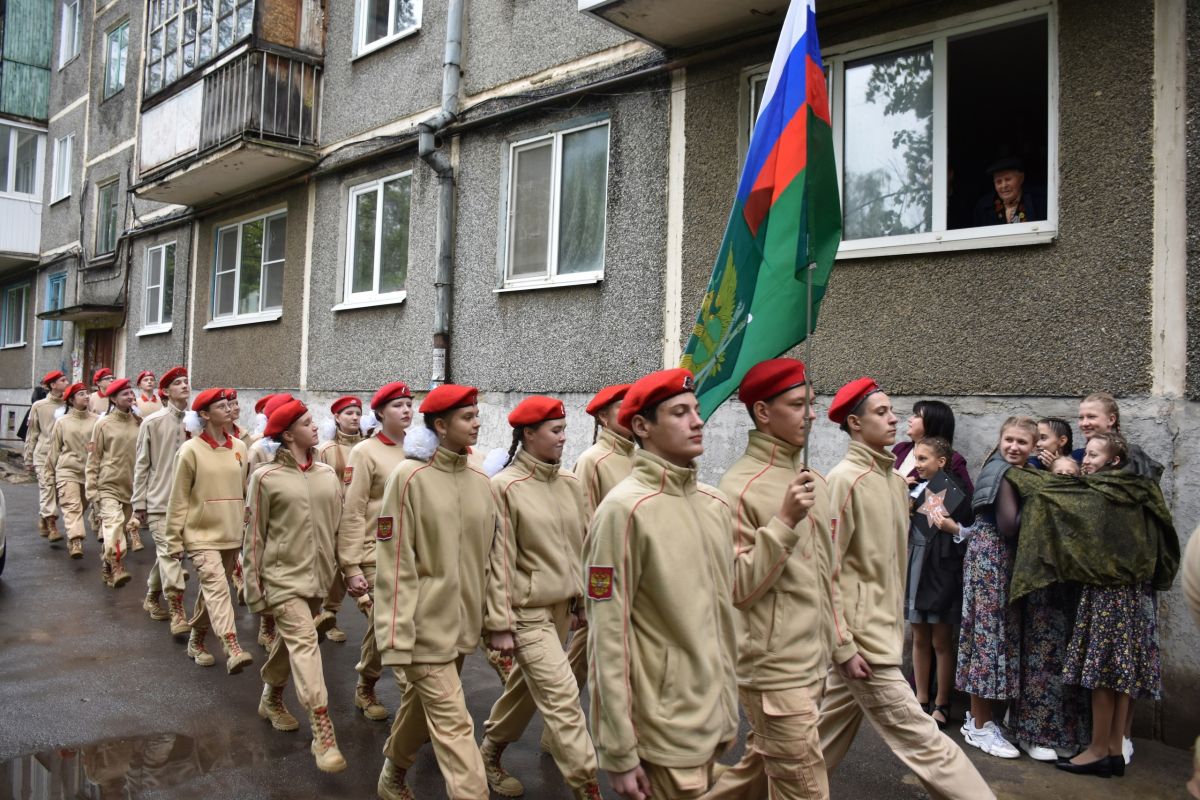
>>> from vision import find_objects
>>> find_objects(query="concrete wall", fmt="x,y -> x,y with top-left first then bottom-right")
48,0 -> 89,114
87,1 -> 138,157
1187,0 -> 1200,400
41,102 -> 86,253
122,222 -> 194,374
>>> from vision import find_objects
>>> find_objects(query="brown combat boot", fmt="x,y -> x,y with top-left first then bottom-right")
47,516 -> 63,543
68,539 -> 83,559
188,626 -> 216,667
354,677 -> 388,721
109,558 -> 131,588
101,559 -> 114,586
165,590 -> 190,637
222,632 -> 253,674
377,758 -> 415,800
258,683 -> 299,732
38,516 -> 49,538
308,707 -> 347,773
572,779 -> 603,800
257,614 -> 277,649
143,591 -> 169,621
481,736 -> 525,797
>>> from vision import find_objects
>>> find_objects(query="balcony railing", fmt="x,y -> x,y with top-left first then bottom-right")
199,48 -> 320,153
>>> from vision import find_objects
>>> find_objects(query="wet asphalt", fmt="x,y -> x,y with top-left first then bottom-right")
0,479 -> 1192,800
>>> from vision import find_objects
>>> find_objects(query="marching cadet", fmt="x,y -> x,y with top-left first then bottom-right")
705,358 -> 837,800
165,388 -> 253,674
89,368 -> 115,415
248,393 -> 279,447
245,394 -> 296,480
135,371 -> 163,417
480,396 -> 601,800
44,382 -> 96,558
24,370 -> 68,540
339,381 -> 412,722
85,378 -> 142,588
244,398 -> 366,774
817,379 -> 993,799
312,395 -> 365,644
584,368 -> 738,800
132,367 -> 191,635
374,384 -> 496,800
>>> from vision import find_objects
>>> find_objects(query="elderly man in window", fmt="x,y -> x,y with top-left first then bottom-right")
973,157 -> 1043,226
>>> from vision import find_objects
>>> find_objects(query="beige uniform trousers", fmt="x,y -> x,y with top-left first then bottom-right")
818,666 -> 994,800
566,623 -> 588,686
262,596 -> 329,710
355,564 -> 382,680
383,656 -> 488,800
36,462 -> 57,520
704,682 -> 828,800
644,756 -> 720,800
56,481 -> 88,541
323,572 -> 346,614
187,548 -> 240,639
146,514 -> 185,594
484,603 -> 598,788
98,498 -> 132,563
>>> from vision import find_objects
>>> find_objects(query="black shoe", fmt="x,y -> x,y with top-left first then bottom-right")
1108,755 -> 1125,777
1055,755 -> 1113,778
932,704 -> 951,730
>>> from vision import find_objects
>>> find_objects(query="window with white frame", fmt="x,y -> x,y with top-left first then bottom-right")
212,211 -> 286,321
143,242 -> 176,330
51,134 -> 73,202
95,179 -> 120,255
1,285 -> 28,348
145,0 -> 255,96
59,0 -> 81,67
44,274 -> 66,345
503,120 -> 610,288
104,21 -> 130,98
0,124 -> 43,196
345,172 -> 411,305
356,0 -> 421,56
745,5 -> 1054,257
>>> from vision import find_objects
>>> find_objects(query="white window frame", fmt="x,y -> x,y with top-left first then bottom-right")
59,0 -> 81,68
499,119 -> 611,292
1,284 -> 28,349
337,170 -> 412,310
354,0 -> 423,59
206,209 -> 286,329
140,241 -> 176,336
51,133 -> 73,203
104,21 -> 130,99
742,0 -> 1057,260
43,273 -> 66,346
94,178 -> 121,256
0,123 -> 45,199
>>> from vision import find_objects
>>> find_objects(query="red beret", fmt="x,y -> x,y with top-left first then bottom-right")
586,384 -> 631,417
331,396 -> 362,415
419,384 -> 478,415
508,395 -> 566,427
93,368 -> 113,384
263,399 -> 309,439
827,377 -> 882,425
136,370 -> 154,384
371,382 -> 413,411
159,366 -> 187,392
105,378 -> 132,398
226,389 -> 238,401
617,368 -> 696,431
254,393 -> 276,414
738,358 -> 808,407
64,382 -> 86,402
192,387 -> 234,412
42,370 -> 65,386
262,393 -> 295,417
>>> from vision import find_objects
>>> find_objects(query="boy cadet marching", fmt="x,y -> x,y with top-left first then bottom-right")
24,370 -> 69,540
44,382 -> 96,559
88,368 -> 115,416
585,368 -> 738,800
132,367 -> 192,635
135,370 -> 164,417
85,378 -> 142,589
313,395 -> 366,643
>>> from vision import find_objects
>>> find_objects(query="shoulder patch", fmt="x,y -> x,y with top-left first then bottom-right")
244,506 -> 252,524
377,516 -> 394,542
343,465 -> 353,485
587,565 -> 614,601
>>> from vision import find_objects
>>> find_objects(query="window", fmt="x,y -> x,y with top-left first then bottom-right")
44,274 -> 66,345
343,172 -> 411,306
145,0 -> 254,96
356,0 -> 421,56
51,134 -> 73,202
212,211 -> 286,322
95,179 -> 120,256
143,243 -> 176,332
503,120 -> 610,289
59,0 -> 81,67
1,285 -> 28,348
0,124 -> 42,196
104,22 -> 130,98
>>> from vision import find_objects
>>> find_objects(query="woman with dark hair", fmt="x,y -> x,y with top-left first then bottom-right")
892,400 -> 973,492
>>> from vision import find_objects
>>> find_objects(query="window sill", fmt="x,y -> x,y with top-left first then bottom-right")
49,194 -> 71,207
835,223 -> 1056,260
42,340 -> 63,348
332,292 -> 407,312
136,323 -> 173,337
495,273 -> 604,294
58,54 -> 80,71
203,309 -> 282,330
0,342 -> 26,350
87,253 -> 117,269
352,26 -> 421,62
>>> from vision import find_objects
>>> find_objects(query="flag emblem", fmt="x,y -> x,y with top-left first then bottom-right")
587,566 -> 614,601
343,466 -> 354,485
377,516 -> 394,541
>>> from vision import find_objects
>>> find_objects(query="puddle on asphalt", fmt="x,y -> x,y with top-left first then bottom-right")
0,730 -> 270,799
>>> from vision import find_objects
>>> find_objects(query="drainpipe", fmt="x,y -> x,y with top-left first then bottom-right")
422,0 -> 464,388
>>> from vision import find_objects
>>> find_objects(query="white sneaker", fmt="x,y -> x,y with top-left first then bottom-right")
1123,737 -> 1134,765
962,720 -> 1021,759
959,710 -> 974,738
1019,740 -> 1058,762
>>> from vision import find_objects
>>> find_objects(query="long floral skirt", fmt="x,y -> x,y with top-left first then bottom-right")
1063,583 -> 1161,698
955,520 -> 1020,699
1012,585 -> 1091,750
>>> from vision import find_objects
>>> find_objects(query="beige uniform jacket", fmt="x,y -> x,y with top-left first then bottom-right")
315,429 -> 363,483
338,432 -> 405,576
23,395 -> 66,466
244,437 -> 274,486
164,432 -> 248,555
45,408 -> 98,486
132,404 -> 188,514
485,450 -> 588,632
584,450 -> 739,773
374,446 -> 499,666
719,431 -> 841,691
826,440 -> 911,666
88,391 -> 109,416
136,394 -> 163,418
85,410 -> 141,503
573,428 -> 635,517
243,447 -> 344,614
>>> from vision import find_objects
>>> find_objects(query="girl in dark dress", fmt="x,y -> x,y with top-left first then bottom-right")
892,400 -> 974,492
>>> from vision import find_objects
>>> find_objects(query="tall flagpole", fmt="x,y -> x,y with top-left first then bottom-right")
803,260 -> 814,469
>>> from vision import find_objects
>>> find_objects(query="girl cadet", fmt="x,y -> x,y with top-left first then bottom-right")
44,382 -> 96,559
339,381 -> 413,723
479,396 -> 601,800
312,395 -> 365,644
135,370 -> 163,417
85,378 -> 142,588
165,388 -> 253,675
574,384 -> 635,515
24,370 -> 68,540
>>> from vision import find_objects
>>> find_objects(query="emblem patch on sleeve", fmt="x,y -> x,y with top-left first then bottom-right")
587,566 -> 615,601
343,466 -> 354,485
86,441 -> 95,453
377,516 -> 394,542
244,507 -> 252,524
